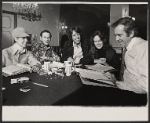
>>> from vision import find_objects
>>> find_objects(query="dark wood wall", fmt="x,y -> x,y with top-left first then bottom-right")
129,4 -> 147,40
55,4 -> 148,55
60,4 -> 110,41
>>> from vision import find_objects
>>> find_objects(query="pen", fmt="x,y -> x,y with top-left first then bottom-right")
32,82 -> 49,87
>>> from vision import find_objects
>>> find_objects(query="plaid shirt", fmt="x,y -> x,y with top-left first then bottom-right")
31,41 -> 60,63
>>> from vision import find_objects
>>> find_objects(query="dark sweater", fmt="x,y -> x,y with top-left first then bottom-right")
94,47 -> 106,59
81,46 -> 120,70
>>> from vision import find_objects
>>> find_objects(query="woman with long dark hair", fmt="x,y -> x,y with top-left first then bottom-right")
82,30 -> 120,70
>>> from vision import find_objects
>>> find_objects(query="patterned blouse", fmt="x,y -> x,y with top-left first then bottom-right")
31,41 -> 60,63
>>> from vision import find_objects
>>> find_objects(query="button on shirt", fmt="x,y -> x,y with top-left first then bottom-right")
119,37 -> 148,94
73,42 -> 83,64
2,43 -> 41,67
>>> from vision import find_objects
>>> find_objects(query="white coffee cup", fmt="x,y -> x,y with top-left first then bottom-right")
43,61 -> 50,72
64,61 -> 72,76
65,65 -> 72,76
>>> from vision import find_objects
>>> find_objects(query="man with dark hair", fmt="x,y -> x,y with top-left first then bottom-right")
61,26 -> 92,65
2,27 -> 41,72
31,30 -> 60,63
112,17 -> 148,94
61,27 -> 83,64
40,30 -> 52,38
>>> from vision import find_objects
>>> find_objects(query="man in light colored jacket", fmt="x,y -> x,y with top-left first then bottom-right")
2,27 -> 41,72
112,17 -> 148,94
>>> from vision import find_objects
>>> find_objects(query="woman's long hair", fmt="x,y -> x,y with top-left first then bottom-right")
89,30 -> 110,54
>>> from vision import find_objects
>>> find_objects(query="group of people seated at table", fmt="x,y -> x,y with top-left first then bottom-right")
2,24 -> 120,70
61,26 -> 120,68
2,17 -> 148,94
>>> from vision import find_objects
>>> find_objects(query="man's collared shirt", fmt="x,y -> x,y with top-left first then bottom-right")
123,37 -> 148,93
2,43 -> 41,67
73,42 -> 83,58
73,42 -> 83,63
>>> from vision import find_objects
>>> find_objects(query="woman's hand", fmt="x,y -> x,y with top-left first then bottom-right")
94,58 -> 108,66
99,58 -> 106,63
94,58 -> 106,64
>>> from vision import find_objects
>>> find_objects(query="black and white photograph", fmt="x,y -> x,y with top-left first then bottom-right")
1,0 -> 149,122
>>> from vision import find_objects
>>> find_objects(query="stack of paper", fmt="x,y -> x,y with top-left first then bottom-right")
79,75 -> 116,88
76,68 -> 115,86
85,64 -> 114,72
2,64 -> 31,77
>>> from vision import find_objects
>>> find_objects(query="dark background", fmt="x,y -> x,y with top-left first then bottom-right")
59,4 -> 148,48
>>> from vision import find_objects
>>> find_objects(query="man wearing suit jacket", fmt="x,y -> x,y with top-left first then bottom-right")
61,27 -> 92,65
112,17 -> 148,94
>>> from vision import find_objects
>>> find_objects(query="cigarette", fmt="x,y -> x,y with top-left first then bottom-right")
33,82 -> 49,87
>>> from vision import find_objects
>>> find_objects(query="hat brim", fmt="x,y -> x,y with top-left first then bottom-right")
17,33 -> 29,38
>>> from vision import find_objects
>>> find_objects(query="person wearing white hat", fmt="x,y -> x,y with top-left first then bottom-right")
2,27 -> 41,72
